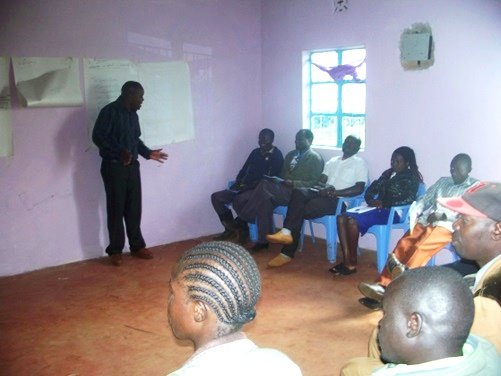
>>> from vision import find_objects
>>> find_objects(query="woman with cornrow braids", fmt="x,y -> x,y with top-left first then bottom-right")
167,241 -> 302,375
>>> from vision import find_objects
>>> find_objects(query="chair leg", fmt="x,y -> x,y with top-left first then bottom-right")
376,229 -> 391,273
324,218 -> 337,262
309,220 -> 316,245
249,221 -> 258,243
298,221 -> 305,253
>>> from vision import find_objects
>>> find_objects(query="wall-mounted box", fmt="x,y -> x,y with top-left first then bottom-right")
401,33 -> 432,61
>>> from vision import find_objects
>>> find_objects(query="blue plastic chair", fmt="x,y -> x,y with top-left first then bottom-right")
248,205 -> 287,243
365,182 -> 427,272
225,181 -> 289,243
298,194 -> 366,262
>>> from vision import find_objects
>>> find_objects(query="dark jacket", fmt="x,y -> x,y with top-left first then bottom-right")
92,96 -> 151,161
365,168 -> 420,208
236,147 -> 284,189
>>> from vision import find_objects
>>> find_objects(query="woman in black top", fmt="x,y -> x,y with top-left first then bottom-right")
332,146 -> 423,275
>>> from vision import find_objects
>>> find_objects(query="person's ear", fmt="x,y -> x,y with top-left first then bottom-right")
193,301 -> 208,323
406,312 -> 423,338
492,222 -> 501,240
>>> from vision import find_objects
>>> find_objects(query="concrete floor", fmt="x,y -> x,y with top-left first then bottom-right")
0,236 -> 383,376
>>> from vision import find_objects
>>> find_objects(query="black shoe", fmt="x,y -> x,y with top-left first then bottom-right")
221,219 -> 238,231
237,229 -> 250,245
358,282 -> 385,302
250,242 -> 269,252
109,254 -> 123,266
328,263 -> 357,276
358,297 -> 382,310
213,229 -> 235,240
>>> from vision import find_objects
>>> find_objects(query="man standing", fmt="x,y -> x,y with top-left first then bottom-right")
358,153 -> 477,309
210,129 -> 283,240
266,135 -> 368,267
233,129 -> 324,252
92,81 -> 168,266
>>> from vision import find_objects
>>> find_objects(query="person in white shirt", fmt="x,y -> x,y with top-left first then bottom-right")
266,135 -> 369,267
166,241 -> 302,376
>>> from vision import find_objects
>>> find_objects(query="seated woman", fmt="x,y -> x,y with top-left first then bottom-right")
167,241 -> 302,376
331,146 -> 422,275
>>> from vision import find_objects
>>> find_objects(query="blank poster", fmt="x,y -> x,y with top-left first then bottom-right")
84,59 -> 194,148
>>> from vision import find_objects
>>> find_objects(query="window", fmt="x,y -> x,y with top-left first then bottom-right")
302,47 -> 366,149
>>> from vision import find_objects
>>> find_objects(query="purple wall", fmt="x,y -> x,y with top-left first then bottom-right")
0,0 -> 262,275
261,0 -> 501,249
1,0 -> 500,275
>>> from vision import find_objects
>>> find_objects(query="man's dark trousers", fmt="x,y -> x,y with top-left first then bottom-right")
211,189 -> 238,222
281,188 -> 338,258
100,160 -> 146,255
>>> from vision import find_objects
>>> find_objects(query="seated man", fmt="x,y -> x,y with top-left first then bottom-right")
358,153 -> 478,309
166,241 -> 302,376
438,182 -> 501,352
365,267 -> 499,375
265,135 -> 369,267
341,182 -> 501,376
210,128 -> 283,240
232,129 -> 324,252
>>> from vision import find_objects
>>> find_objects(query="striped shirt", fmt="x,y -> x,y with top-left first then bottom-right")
414,176 -> 478,228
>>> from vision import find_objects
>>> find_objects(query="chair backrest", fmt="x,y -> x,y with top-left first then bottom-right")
338,180 -> 370,213
417,181 -> 426,199
389,181 -> 426,226
366,181 -> 427,272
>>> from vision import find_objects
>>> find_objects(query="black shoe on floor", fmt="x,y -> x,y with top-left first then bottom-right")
250,242 -> 269,253
213,229 -> 235,240
328,263 -> 357,276
358,297 -> 382,310
237,229 -> 250,245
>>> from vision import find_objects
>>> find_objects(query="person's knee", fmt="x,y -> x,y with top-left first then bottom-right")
255,179 -> 269,192
210,191 -> 218,204
292,187 -> 308,198
337,214 -> 347,226
347,217 -> 358,228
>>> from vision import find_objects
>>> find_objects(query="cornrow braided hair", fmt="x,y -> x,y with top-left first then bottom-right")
173,241 -> 261,334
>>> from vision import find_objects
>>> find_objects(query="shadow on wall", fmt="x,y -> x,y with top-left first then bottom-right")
55,108 -> 105,259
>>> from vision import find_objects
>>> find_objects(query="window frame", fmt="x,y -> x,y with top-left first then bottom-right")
302,46 -> 366,150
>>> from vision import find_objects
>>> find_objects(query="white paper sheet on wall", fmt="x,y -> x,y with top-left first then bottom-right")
84,58 -> 194,148
0,56 -> 13,157
12,57 -> 83,107
140,61 -> 194,145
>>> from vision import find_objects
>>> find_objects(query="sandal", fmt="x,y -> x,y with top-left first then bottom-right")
358,297 -> 382,310
328,263 -> 357,276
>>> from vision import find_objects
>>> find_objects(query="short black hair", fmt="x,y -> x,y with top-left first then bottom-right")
451,153 -> 472,169
121,81 -> 143,97
259,128 -> 275,141
173,241 -> 261,336
390,267 -> 474,348
345,135 -> 362,148
297,129 -> 314,142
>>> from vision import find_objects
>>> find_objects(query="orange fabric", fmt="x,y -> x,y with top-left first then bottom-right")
342,258 -> 501,376
377,224 -> 452,286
